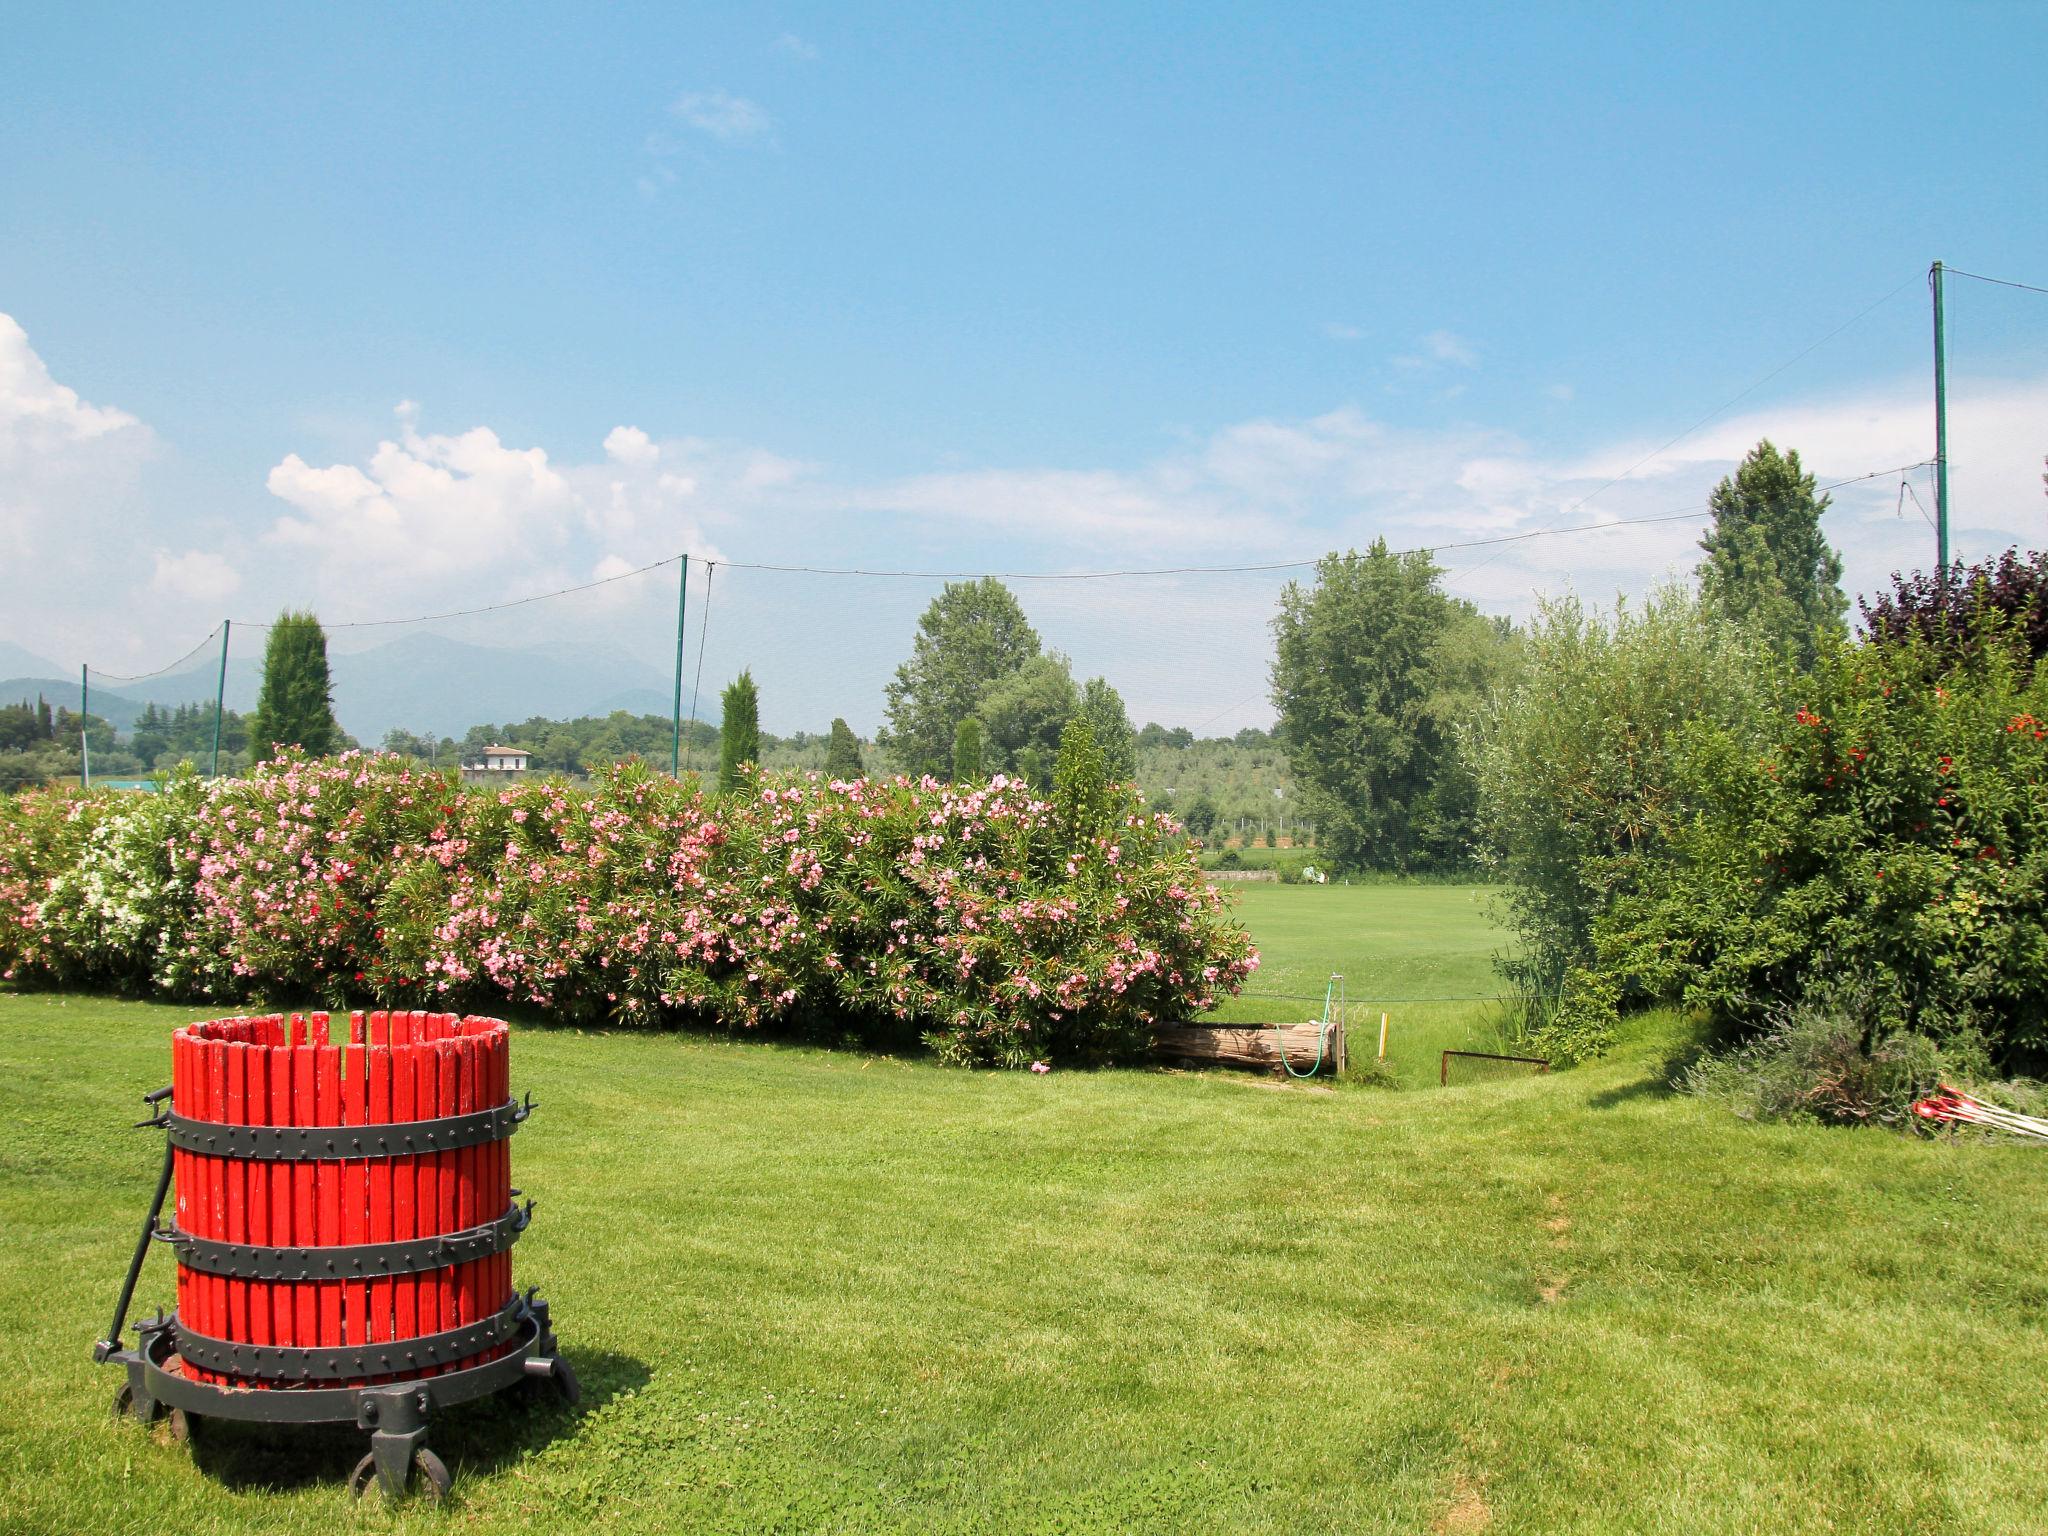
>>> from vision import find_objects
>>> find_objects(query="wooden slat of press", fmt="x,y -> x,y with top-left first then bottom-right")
485,1024 -> 505,1327
366,1015 -> 392,1374
437,1037 -> 463,1338
291,1016 -> 316,1350
205,1031 -> 228,1379
246,1040 -> 271,1350
227,1041 -> 250,1347
393,1031 -> 417,1346
267,1028 -> 294,1350
170,1031 -> 199,1382
414,1039 -> 441,1339
343,1034 -> 368,1347
314,1015 -> 341,1351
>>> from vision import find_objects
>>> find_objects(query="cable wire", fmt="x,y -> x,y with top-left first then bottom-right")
86,624 -> 226,684
1944,267 -> 2048,298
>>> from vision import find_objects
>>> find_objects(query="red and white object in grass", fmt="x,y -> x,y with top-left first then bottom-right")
1911,1086 -> 2048,1142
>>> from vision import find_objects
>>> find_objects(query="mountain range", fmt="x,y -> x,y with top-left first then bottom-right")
1,633 -> 687,742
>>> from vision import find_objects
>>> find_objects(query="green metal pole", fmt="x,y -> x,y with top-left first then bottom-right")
80,664 -> 91,788
1932,260 -> 1950,577
671,555 -> 690,778
210,620 -> 230,778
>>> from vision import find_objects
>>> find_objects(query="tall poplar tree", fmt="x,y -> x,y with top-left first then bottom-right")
718,671 -> 761,794
250,610 -> 340,761
1696,440 -> 1847,669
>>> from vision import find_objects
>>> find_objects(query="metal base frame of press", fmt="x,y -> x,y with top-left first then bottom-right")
102,1293 -> 580,1502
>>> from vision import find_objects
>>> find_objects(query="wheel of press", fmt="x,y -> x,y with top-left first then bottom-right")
349,1447 -> 452,1503
112,1382 -> 146,1421
413,1447 -> 452,1501
163,1407 -> 200,1445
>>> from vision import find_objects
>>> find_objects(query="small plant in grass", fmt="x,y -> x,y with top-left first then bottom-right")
1677,982 -> 1991,1127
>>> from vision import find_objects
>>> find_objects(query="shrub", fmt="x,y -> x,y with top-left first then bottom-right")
0,787 -> 116,983
1514,965 -> 1620,1067
1598,623 -> 2048,1064
33,767 -> 208,990
1466,585 -> 1773,999
0,751 -> 1259,1069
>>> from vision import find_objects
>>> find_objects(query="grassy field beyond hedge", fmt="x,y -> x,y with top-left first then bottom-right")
5,979 -> 2048,1533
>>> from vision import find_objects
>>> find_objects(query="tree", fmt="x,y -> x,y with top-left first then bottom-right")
250,611 -> 340,761
881,579 -> 1041,774
825,717 -> 865,780
1270,541 -> 1504,872
718,671 -> 760,794
1053,714 -> 1112,835
1079,676 -> 1137,782
951,716 -> 984,782
1180,792 -> 1219,841
978,653 -> 1078,783
1696,440 -> 1847,668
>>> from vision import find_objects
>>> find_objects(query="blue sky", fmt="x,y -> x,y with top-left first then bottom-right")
4,3 -> 2046,732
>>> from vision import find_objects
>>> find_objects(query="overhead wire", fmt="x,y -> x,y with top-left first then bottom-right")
85,623 -> 226,684
1943,267 -> 2048,299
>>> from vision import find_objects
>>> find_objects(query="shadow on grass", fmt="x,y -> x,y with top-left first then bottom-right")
181,1347 -> 649,1494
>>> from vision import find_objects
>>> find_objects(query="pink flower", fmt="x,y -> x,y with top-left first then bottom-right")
1030,1061 -> 1051,1074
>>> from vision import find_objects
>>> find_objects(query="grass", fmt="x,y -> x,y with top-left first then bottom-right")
1207,883 -> 1516,1085
5,889 -> 2048,1533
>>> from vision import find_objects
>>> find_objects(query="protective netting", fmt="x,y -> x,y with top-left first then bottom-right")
1439,1050 -> 1551,1088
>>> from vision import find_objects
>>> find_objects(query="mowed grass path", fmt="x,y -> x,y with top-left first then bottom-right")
5,987 -> 2047,1533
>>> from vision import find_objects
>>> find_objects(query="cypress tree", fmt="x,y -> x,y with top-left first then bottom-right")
250,610 -> 340,761
952,716 -> 984,782
718,671 -> 761,794
825,717 -> 865,780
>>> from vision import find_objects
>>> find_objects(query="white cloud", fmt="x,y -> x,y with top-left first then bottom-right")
151,549 -> 241,603
604,425 -> 660,466
1394,329 -> 1479,371
0,313 -> 142,460
774,32 -> 819,61
1546,383 -> 1575,403
1324,322 -> 1365,343
671,89 -> 772,142
266,407 -> 581,582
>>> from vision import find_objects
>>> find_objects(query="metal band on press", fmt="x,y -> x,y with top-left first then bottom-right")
162,1202 -> 529,1280
172,1297 -> 524,1381
165,1098 -> 527,1160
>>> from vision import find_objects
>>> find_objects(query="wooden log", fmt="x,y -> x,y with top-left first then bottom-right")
1153,1019 -> 1344,1076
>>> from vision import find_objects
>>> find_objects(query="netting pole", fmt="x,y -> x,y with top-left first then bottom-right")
210,619 -> 230,779
670,555 -> 690,779
80,664 -> 91,789
1930,259 -> 1950,578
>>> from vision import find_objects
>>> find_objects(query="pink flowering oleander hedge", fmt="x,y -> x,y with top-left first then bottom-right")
0,751 -> 1257,1067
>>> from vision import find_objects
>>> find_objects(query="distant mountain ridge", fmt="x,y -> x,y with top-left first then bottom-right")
1,633 -> 686,742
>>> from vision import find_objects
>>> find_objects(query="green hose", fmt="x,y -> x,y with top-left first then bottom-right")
1276,976 -> 1337,1079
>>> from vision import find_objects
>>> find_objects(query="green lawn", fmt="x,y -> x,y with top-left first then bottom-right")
4,979 -> 2047,1533
1208,883 -> 1516,1085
